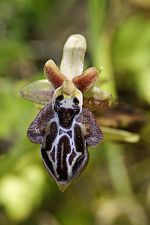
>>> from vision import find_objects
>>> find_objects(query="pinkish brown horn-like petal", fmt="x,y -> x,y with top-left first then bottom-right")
72,67 -> 99,93
44,59 -> 67,89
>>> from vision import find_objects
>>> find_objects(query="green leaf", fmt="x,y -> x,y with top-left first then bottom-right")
101,126 -> 140,143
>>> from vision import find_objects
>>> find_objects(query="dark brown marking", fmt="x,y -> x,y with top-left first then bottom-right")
50,147 -> 55,162
59,129 -> 63,135
41,148 -> 55,177
54,106 -> 80,129
73,97 -> 79,105
56,135 -> 71,181
41,121 -> 58,177
45,122 -> 58,151
67,130 -> 72,138
72,155 -> 86,175
56,95 -> 64,102
74,124 -> 84,153
68,149 -> 77,165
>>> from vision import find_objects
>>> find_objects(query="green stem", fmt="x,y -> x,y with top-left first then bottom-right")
104,142 -> 133,197
88,0 -> 133,197
87,0 -> 117,98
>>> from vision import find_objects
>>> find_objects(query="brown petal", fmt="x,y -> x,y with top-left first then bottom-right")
72,67 -> 99,92
44,59 -> 66,89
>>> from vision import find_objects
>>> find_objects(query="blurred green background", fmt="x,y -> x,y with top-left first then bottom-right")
0,0 -> 150,225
